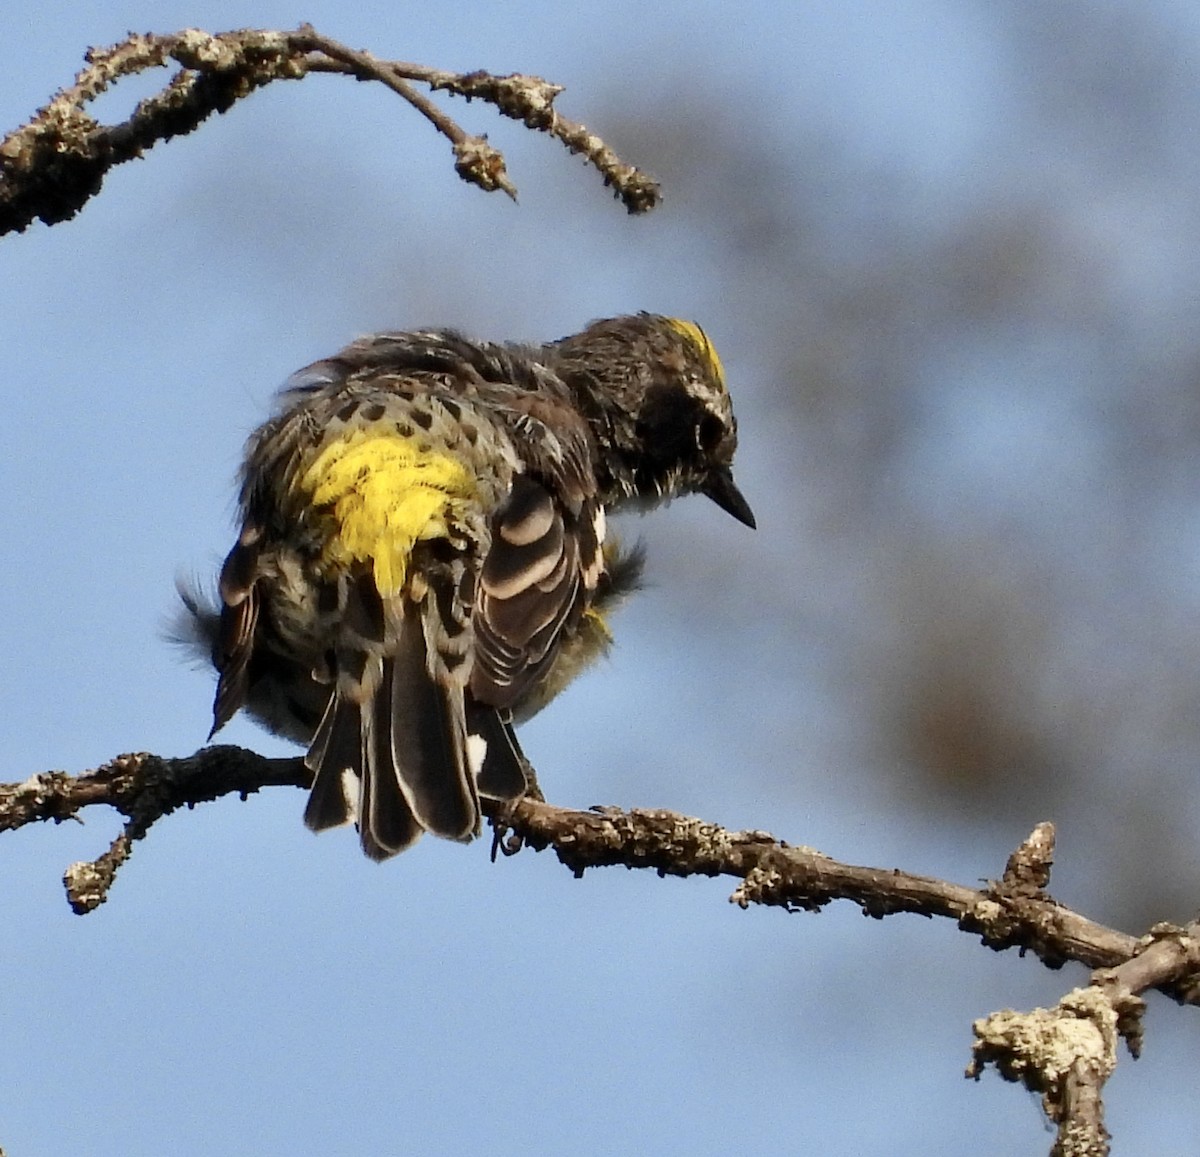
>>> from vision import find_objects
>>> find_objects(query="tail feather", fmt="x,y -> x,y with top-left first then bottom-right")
468,704 -> 530,802
387,615 -> 480,842
302,610 -> 481,859
360,658 -> 424,859
303,695 -> 364,832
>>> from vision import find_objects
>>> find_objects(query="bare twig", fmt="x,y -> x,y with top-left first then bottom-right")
0,24 -> 661,235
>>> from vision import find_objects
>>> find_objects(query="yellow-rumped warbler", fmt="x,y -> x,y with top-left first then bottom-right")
179,313 -> 754,859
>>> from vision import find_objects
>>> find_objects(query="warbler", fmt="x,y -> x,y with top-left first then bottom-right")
179,313 -> 754,860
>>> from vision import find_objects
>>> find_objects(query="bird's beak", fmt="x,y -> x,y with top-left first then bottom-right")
702,467 -> 756,528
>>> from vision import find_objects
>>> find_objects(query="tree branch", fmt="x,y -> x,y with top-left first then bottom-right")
5,748 -> 1199,1155
967,918 -> 1200,1156
0,24 -> 661,235
0,748 -> 1176,978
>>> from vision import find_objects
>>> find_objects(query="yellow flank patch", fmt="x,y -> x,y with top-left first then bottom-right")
582,605 -> 613,642
300,430 -> 475,596
665,318 -> 725,387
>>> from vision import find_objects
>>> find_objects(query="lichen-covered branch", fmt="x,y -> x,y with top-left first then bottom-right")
6,749 -> 1200,1154
0,747 -> 1178,984
0,24 -> 661,235
1,748 -> 305,912
969,988 -> 1119,1157
968,918 -> 1200,1157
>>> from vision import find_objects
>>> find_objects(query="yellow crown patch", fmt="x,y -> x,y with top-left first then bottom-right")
664,318 -> 725,387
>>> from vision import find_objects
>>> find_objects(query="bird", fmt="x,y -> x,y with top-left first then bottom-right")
177,313 -> 754,860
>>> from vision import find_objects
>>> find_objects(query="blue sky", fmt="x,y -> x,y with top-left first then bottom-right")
5,3 -> 1200,1154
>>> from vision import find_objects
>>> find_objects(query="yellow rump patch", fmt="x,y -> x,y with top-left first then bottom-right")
300,430 -> 475,596
665,318 -> 726,387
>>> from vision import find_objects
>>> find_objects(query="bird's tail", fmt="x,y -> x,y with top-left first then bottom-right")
303,603 -> 530,860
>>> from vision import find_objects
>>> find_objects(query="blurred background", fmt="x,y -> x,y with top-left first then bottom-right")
4,1 -> 1200,1153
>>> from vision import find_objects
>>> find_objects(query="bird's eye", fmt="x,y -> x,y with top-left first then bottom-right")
696,412 -> 725,453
